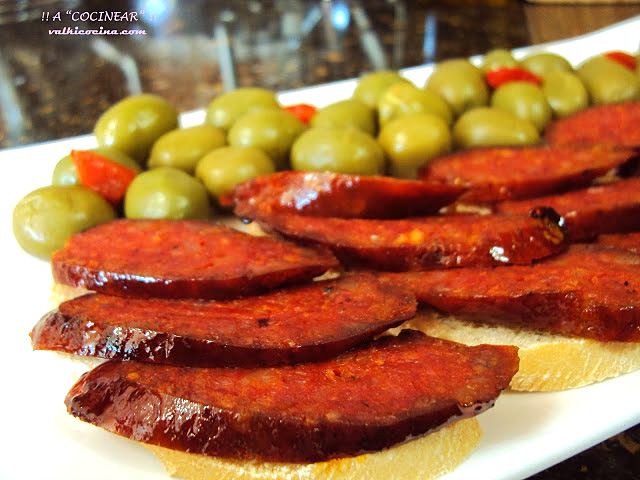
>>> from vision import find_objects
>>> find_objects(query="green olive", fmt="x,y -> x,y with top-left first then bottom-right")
52,147 -> 141,186
542,71 -> 589,118
491,81 -> 552,132
426,59 -> 489,116
291,127 -> 385,175
481,49 -> 520,73
377,113 -> 452,179
94,94 -> 178,163
124,167 -> 211,220
228,109 -> 306,170
205,88 -> 280,131
377,82 -> 453,127
147,125 -> 226,173
195,146 -> 275,200
352,71 -> 411,109
311,99 -> 377,135
13,185 -> 116,260
453,107 -> 540,149
520,52 -> 573,78
577,55 -> 640,105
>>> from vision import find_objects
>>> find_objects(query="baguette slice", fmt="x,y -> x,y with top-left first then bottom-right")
406,309 -> 640,392
146,416 -> 481,480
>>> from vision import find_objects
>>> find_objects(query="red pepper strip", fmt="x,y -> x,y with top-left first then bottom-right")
283,103 -> 317,124
604,51 -> 637,71
485,67 -> 542,89
71,149 -> 138,206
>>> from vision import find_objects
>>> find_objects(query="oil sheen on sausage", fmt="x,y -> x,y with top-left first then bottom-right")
65,329 -> 519,463
495,178 -> 640,242
252,210 -> 566,271
32,274 -> 416,367
382,244 -> 640,342
51,219 -> 339,299
223,171 -> 465,219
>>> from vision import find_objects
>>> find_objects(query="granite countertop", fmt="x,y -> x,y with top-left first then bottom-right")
1,1 -> 639,478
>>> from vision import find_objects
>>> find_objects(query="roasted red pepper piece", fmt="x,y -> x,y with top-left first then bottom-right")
485,67 -> 541,88
604,51 -> 637,71
282,103 -> 317,124
70,149 -> 137,206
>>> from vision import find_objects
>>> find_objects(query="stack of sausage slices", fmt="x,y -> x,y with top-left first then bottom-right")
32,101 -> 640,480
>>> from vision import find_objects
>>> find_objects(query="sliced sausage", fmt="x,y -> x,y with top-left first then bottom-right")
596,232 -> 640,254
382,244 -> 640,342
65,329 -> 518,463
495,178 -> 640,242
223,171 -> 465,219
545,102 -> 640,148
418,145 -> 636,203
32,274 -> 416,367
253,210 -> 566,271
51,219 -> 339,299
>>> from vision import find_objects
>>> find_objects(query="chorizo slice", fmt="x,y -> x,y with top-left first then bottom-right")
596,232 -> 640,254
51,219 -> 339,299
417,145 -> 636,203
31,274 -> 416,367
223,171 -> 465,219
65,329 -> 518,463
545,102 -> 640,148
382,244 -> 640,342
495,178 -> 640,242
252,209 -> 566,271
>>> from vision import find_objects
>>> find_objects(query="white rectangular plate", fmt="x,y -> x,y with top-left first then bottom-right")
1,16 -> 639,480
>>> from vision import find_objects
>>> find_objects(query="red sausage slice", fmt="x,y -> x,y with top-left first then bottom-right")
597,232 -> 640,254
51,219 -> 339,299
31,274 -> 416,367
495,178 -> 640,242
545,102 -> 640,148
382,244 -> 640,342
253,210 -> 566,271
223,171 -> 465,219
65,329 -> 518,463
418,145 -> 636,203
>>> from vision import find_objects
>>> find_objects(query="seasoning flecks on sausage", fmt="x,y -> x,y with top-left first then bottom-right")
253,211 -> 566,271
31,274 -> 416,367
382,244 -> 640,342
64,329 -> 518,463
545,102 -> 640,148
495,178 -> 640,242
223,171 -> 465,219
51,219 -> 339,299
418,145 -> 636,203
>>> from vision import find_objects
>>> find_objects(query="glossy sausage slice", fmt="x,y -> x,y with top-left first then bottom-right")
596,232 -> 640,254
51,219 -> 339,299
382,244 -> 640,342
495,178 -> 640,242
65,329 -> 518,463
545,102 -> 640,148
32,274 -> 416,367
223,171 -> 465,219
253,210 -> 566,271
418,145 -> 635,203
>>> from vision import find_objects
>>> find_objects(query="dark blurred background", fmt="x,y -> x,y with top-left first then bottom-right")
0,0 -> 637,149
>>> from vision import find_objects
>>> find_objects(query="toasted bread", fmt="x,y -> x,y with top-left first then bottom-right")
405,308 -> 640,391
146,417 -> 481,480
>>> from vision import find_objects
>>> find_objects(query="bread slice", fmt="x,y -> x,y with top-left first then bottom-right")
405,308 -> 640,392
146,416 -> 481,480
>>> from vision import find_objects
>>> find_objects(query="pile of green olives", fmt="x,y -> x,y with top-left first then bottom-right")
12,47 -> 640,260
